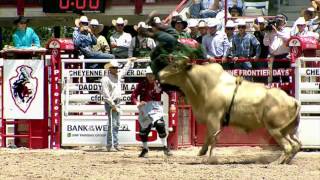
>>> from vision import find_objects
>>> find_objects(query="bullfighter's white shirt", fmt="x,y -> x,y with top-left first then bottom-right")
101,61 -> 132,106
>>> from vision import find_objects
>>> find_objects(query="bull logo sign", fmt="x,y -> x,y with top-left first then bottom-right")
9,65 -> 38,113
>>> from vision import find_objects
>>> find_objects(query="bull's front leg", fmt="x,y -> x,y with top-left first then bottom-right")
198,119 -> 222,156
198,130 -> 210,156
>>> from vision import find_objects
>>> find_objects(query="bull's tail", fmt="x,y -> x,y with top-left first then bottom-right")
281,99 -> 301,136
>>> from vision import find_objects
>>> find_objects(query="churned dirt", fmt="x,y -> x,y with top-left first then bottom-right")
0,146 -> 319,180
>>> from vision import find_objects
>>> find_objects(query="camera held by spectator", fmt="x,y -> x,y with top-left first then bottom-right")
265,14 -> 287,32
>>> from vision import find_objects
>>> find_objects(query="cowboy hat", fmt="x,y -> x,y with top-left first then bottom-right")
225,20 -> 236,28
104,60 -> 120,69
14,16 -> 29,25
75,16 -> 89,27
236,19 -> 246,26
133,22 -> 151,31
145,66 -> 153,74
207,18 -> 220,27
188,19 -> 198,28
89,19 -> 104,34
112,17 -> 128,26
171,16 -> 188,29
198,20 -> 207,28
296,18 -> 306,25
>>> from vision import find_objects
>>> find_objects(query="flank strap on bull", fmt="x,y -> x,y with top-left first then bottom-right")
223,76 -> 243,127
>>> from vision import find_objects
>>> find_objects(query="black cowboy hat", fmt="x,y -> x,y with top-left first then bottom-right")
171,16 -> 188,29
228,5 -> 243,16
13,16 -> 29,25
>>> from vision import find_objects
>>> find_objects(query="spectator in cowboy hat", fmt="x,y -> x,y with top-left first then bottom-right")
202,18 -> 230,64
252,17 -> 269,83
294,18 -> 319,39
232,19 -> 260,77
225,20 -> 236,59
89,19 -> 110,53
12,16 -> 40,48
73,16 -> 114,60
188,19 -> 200,40
110,17 -> 132,58
196,20 -> 207,43
129,22 -> 156,59
228,5 -> 243,17
101,58 -> 137,152
171,16 -> 191,38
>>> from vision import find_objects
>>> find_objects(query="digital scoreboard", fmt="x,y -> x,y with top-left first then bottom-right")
43,0 -> 106,13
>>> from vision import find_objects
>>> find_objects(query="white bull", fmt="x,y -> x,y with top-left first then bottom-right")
159,59 -> 301,164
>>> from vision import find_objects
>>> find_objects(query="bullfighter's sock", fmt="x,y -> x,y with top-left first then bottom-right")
143,142 -> 148,149
160,138 -> 167,147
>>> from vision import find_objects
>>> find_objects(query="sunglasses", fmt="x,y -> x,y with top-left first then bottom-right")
116,24 -> 124,27
238,26 -> 246,29
226,27 -> 235,30
81,22 -> 89,26
110,67 -> 119,69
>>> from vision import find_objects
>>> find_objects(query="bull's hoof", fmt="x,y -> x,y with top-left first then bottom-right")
198,147 -> 208,156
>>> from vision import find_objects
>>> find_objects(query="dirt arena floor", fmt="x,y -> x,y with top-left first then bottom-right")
0,146 -> 319,180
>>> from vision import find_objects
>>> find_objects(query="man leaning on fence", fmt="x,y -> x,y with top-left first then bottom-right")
101,58 -> 137,152
73,16 -> 114,59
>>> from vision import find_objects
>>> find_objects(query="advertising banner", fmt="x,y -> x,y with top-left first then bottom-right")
3,60 -> 44,119
61,117 -> 162,146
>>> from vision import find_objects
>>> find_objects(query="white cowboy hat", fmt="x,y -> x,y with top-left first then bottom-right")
112,17 -> 128,26
207,18 -> 220,27
296,18 -> 306,25
75,16 -> 89,27
198,20 -> 207,28
153,17 -> 162,24
133,21 -> 151,31
104,60 -> 120,69
225,20 -> 236,28
145,66 -> 153,74
89,19 -> 104,34
256,17 -> 266,23
236,19 -> 246,26
188,19 -> 198,28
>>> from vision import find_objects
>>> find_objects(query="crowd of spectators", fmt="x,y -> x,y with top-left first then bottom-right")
5,0 -> 320,84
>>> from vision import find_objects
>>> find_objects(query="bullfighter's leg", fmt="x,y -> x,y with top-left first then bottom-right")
268,130 -> 293,164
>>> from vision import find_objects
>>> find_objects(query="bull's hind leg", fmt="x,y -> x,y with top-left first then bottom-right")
284,134 -> 300,164
269,130 -> 293,164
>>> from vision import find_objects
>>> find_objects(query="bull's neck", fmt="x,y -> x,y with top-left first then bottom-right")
179,71 -> 204,107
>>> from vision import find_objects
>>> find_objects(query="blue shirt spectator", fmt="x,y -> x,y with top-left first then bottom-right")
73,16 -> 114,59
12,16 -> 40,48
232,33 -> 261,58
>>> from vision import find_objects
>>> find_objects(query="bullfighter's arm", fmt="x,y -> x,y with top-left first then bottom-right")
131,82 -> 142,105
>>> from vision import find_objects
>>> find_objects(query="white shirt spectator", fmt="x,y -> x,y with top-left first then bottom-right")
263,27 -> 291,56
110,32 -> 132,48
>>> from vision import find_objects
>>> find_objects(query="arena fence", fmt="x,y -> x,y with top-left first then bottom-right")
0,44 -> 319,149
295,57 -> 320,148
